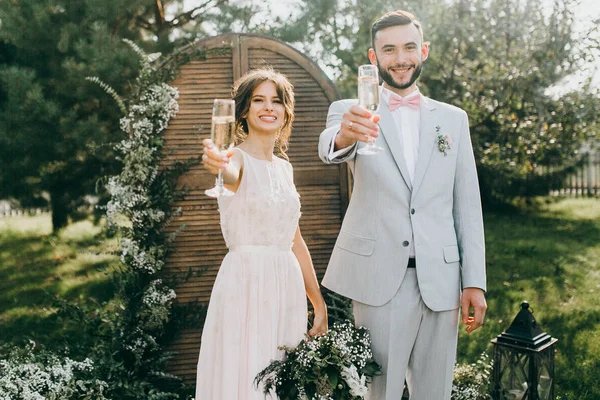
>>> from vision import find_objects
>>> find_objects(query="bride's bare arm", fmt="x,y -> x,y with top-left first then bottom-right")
292,226 -> 328,336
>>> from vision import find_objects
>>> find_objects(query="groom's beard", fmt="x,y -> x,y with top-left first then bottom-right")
378,60 -> 423,91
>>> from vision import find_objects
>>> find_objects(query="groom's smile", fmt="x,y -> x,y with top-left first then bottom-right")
390,64 -> 415,77
391,64 -> 412,72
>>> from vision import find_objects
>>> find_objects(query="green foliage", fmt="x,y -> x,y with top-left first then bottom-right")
0,341 -> 110,400
1,32 -> 203,398
0,0 -> 143,231
324,291 -> 354,325
452,353 -> 493,400
270,0 -> 600,205
422,0 -> 599,204
49,297 -> 189,399
85,76 -> 127,114
90,44 -> 196,399
0,0 -> 256,232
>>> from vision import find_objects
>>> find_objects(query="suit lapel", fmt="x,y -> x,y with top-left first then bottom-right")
412,96 -> 437,197
377,88 -> 412,190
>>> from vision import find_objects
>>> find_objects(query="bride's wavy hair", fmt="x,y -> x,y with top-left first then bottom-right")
232,68 -> 295,160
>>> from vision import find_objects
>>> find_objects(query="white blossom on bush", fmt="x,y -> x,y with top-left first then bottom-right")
123,328 -> 159,365
452,353 -> 493,400
74,39 -> 189,398
101,50 -> 184,374
142,279 -> 176,308
119,238 -> 165,273
139,279 -> 177,330
0,343 -> 109,400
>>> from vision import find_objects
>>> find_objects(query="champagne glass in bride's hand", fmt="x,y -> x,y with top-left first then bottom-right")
205,99 -> 236,198
356,64 -> 383,155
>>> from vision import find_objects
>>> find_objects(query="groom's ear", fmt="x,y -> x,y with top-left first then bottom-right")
421,42 -> 430,62
368,48 -> 378,65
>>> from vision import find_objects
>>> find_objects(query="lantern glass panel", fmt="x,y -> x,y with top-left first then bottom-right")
500,351 -> 530,399
538,356 -> 552,399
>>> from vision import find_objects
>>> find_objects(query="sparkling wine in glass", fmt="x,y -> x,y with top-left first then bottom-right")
357,64 -> 383,155
205,99 -> 236,198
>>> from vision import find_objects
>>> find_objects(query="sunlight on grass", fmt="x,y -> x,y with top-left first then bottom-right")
1,305 -> 55,320
0,214 -> 52,236
0,215 -> 118,345
544,198 -> 600,220
59,218 -> 105,241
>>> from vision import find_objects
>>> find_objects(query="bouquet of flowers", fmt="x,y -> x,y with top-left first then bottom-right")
255,320 -> 381,400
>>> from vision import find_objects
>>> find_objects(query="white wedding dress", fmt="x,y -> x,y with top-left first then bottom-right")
195,148 -> 308,400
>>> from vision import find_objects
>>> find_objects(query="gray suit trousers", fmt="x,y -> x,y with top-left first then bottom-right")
354,269 -> 459,400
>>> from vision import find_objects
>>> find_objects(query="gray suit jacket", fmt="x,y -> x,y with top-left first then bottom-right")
319,94 -> 486,311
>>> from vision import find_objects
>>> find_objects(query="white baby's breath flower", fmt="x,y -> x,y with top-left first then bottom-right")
0,345 -> 108,399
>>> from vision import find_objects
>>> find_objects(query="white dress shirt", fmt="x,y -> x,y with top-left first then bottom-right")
381,86 -> 421,184
329,86 -> 422,257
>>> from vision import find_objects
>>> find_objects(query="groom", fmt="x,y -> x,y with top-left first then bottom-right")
319,10 -> 487,400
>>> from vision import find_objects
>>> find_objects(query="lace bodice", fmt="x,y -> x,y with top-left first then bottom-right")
217,149 -> 301,248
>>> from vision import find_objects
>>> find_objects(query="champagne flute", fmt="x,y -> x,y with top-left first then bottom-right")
356,64 -> 383,155
205,99 -> 236,198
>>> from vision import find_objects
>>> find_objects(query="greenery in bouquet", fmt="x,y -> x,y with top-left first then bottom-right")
255,320 -> 381,400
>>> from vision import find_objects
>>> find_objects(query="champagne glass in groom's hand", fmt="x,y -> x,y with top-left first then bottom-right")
356,64 -> 383,155
205,99 -> 235,198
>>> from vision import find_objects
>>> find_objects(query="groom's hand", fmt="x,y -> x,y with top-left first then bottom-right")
461,288 -> 487,334
334,105 -> 380,151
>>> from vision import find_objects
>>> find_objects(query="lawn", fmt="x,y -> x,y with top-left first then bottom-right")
1,198 -> 599,399
457,198 -> 600,400
0,215 -> 118,346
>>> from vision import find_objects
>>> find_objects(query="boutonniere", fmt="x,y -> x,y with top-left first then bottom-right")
436,125 -> 453,156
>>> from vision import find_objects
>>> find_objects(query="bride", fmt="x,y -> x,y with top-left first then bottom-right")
195,68 -> 328,400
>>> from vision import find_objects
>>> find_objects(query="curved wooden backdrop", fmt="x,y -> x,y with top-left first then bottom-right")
161,34 -> 347,383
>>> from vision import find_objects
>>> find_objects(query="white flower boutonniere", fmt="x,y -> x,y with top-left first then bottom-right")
436,125 -> 453,156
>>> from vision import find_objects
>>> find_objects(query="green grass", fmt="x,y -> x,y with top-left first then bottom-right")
1,199 -> 598,398
457,198 -> 600,400
0,215 -> 118,346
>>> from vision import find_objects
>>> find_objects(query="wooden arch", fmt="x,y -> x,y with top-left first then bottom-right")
162,34 -> 347,383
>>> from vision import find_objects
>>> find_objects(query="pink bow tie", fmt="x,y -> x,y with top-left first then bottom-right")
388,93 -> 421,111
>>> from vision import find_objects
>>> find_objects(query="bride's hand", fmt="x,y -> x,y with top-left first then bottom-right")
308,310 -> 328,337
202,138 -> 234,175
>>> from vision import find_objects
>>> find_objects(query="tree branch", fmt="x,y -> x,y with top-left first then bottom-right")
470,103 -> 503,130
155,0 -> 165,24
170,1 -> 214,27
135,16 -> 153,30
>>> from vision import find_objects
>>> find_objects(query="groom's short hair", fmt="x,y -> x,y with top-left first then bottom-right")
372,10 -> 424,49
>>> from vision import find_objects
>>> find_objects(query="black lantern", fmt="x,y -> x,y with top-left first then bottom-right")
491,301 -> 558,400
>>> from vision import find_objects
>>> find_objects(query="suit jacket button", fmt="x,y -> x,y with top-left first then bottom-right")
403,240 -> 410,247
411,208 -> 415,215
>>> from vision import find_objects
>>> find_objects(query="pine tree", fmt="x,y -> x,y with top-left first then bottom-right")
0,0 -> 254,232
